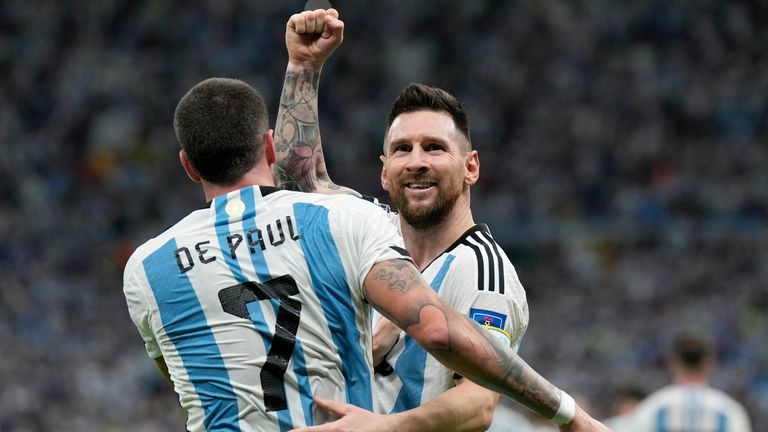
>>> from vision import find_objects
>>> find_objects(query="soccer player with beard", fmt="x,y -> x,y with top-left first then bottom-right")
275,8 -> 609,432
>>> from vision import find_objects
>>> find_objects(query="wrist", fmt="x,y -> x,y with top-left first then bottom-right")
287,58 -> 324,73
387,412 -> 410,432
549,390 -> 576,426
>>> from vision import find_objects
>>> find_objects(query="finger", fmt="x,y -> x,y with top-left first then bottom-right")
309,9 -> 327,34
293,13 -> 307,33
326,8 -> 339,19
322,14 -> 344,40
313,397 -> 351,416
305,10 -> 317,33
321,14 -> 333,39
287,13 -> 302,32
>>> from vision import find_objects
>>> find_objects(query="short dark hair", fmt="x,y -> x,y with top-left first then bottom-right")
670,330 -> 713,369
174,77 -> 270,185
386,83 -> 471,145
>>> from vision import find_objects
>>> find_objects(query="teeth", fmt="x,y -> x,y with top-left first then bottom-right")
408,183 -> 433,189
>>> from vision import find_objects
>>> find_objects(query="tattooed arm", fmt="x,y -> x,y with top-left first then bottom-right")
273,8 -> 360,196
363,259 -> 611,432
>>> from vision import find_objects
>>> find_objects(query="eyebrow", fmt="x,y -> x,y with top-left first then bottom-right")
387,135 -> 450,150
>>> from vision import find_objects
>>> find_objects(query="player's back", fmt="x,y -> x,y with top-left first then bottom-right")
629,384 -> 752,432
124,186 -> 407,432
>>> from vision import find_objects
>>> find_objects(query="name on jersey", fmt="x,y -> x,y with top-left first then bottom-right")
173,215 -> 300,273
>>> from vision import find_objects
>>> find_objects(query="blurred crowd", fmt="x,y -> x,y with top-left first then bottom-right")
1,0 -> 765,430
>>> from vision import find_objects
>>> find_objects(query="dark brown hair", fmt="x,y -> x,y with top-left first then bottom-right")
174,78 -> 269,185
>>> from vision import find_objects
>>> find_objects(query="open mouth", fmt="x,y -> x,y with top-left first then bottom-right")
404,182 -> 437,190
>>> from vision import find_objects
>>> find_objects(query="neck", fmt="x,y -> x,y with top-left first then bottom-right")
673,370 -> 709,386
201,165 -> 275,202
400,193 -> 474,270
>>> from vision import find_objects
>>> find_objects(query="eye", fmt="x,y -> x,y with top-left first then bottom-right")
391,143 -> 411,154
424,142 -> 444,152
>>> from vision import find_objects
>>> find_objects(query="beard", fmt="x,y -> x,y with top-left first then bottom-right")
389,175 -> 463,230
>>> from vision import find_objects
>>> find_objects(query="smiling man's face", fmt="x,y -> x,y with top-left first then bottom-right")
380,110 -> 472,229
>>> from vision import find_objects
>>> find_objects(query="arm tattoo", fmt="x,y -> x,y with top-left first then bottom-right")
371,259 -> 562,418
371,259 -> 445,330
371,259 -> 421,294
460,318 -> 561,418
274,68 -> 329,192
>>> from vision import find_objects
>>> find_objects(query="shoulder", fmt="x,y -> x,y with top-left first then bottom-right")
286,191 -> 387,214
123,209 -> 207,278
442,224 -> 525,297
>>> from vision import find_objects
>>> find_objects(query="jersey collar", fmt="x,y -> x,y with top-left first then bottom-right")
421,223 -> 491,271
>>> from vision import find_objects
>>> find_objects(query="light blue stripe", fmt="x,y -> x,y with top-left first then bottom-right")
687,388 -> 698,431
293,203 -> 373,410
431,255 -> 456,290
655,407 -> 668,432
716,412 -> 727,432
143,239 -> 239,431
292,340 -> 314,426
391,255 -> 456,413
240,187 -> 271,281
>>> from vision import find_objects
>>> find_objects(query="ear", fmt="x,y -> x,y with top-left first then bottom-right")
379,155 -> 390,191
263,129 -> 276,166
464,150 -> 479,186
179,150 -> 202,183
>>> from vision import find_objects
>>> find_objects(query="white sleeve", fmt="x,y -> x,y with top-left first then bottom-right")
730,402 -> 753,432
123,262 -> 162,359
331,198 -> 412,291
440,259 -> 529,349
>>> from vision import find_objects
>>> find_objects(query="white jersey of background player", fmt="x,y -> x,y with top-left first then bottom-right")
626,331 -> 752,432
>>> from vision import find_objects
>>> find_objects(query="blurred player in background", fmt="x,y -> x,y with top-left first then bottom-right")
601,384 -> 646,430
274,8 -> 609,432
626,330 -> 752,431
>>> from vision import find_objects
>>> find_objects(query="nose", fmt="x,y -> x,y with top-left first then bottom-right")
405,146 -> 429,173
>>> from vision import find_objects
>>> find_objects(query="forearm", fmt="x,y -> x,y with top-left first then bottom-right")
425,308 -> 564,421
397,380 -> 499,432
273,62 -> 358,195
365,260 -> 567,424
372,317 -> 401,365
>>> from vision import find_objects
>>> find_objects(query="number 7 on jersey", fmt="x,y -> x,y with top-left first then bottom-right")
218,275 -> 302,411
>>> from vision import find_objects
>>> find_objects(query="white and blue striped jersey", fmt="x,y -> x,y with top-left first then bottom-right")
123,186 -> 410,432
373,222 -> 529,414
628,384 -> 752,432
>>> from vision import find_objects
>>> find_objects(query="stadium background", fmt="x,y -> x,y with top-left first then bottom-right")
1,0 -> 766,430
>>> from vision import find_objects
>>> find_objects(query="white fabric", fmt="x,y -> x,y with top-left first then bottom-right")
626,383 -> 752,432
